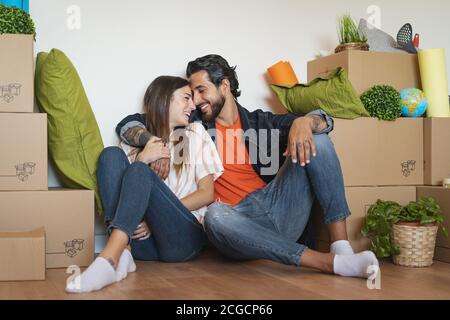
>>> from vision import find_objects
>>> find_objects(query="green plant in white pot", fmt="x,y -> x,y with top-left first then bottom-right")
362,197 -> 447,267
335,14 -> 368,53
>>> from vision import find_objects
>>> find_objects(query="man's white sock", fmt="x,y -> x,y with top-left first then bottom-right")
330,240 -> 354,255
333,251 -> 379,278
65,257 -> 117,293
116,248 -> 137,282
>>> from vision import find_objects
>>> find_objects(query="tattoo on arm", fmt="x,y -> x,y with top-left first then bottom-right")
310,115 -> 327,133
123,127 -> 151,147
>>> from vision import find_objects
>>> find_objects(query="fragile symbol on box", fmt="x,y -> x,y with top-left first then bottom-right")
65,239 -> 85,258
401,160 -> 416,177
0,162 -> 36,181
0,83 -> 22,103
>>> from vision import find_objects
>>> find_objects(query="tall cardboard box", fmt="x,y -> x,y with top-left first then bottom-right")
0,227 -> 45,281
0,113 -> 48,191
313,186 -> 416,253
330,118 -> 423,186
0,189 -> 94,268
424,118 -> 450,186
307,51 -> 421,94
0,34 -> 34,113
416,186 -> 450,263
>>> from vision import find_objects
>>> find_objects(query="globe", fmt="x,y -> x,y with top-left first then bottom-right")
400,88 -> 428,117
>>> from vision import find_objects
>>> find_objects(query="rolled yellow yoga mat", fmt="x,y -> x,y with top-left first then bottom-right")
418,48 -> 450,117
267,61 -> 299,86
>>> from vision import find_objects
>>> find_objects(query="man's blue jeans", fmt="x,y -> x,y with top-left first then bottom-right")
203,134 -> 351,267
97,147 -> 206,262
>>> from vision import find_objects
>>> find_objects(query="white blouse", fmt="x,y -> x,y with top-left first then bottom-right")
119,122 -> 223,223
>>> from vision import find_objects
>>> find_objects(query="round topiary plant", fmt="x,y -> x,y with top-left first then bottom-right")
360,85 -> 402,121
0,5 -> 36,39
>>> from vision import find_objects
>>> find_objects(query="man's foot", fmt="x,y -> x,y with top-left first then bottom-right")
333,251 -> 379,278
65,257 -> 117,293
116,248 -> 137,281
330,240 -> 354,255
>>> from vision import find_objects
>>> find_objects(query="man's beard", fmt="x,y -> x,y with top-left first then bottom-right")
201,94 -> 226,123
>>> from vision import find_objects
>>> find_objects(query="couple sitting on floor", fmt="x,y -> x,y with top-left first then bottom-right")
66,54 -> 378,293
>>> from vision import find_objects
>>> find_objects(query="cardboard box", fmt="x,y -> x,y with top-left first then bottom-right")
307,50 -> 421,95
313,186 -> 416,253
0,189 -> 95,268
416,186 -> 450,263
330,118 -> 423,186
0,227 -> 45,281
0,34 -> 34,113
0,113 -> 48,191
424,118 -> 450,186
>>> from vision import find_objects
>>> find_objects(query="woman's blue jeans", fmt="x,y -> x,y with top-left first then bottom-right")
97,147 -> 206,262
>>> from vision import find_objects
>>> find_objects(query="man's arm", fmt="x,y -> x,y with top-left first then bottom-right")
116,113 -> 170,179
115,113 -> 151,147
123,127 -> 152,147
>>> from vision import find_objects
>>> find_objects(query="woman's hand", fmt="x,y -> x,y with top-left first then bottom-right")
137,136 -> 170,164
132,221 -> 151,241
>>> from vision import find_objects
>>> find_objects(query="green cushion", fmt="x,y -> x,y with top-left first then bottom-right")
35,49 -> 104,214
271,67 -> 370,119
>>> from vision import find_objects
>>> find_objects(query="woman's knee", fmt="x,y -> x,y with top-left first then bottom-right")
98,146 -> 128,167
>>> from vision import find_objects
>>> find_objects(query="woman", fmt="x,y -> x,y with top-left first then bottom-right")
66,76 -> 223,293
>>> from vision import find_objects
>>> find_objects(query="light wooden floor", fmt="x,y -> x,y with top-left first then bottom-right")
1,249 -> 450,300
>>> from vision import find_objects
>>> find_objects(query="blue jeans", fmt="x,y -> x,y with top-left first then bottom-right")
203,134 -> 351,267
97,147 -> 206,262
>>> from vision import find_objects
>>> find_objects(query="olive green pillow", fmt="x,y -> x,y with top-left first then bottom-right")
271,67 -> 369,119
35,49 -> 104,214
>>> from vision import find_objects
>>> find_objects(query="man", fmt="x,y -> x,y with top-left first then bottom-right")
116,54 -> 378,278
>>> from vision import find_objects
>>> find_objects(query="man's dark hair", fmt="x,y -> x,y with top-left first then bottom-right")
186,54 -> 241,99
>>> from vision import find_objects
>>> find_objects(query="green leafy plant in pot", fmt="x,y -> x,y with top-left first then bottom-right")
335,14 -> 368,53
0,4 -> 36,39
360,85 -> 402,121
362,197 -> 448,267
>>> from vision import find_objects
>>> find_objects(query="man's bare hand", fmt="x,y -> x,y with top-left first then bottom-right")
149,158 -> 170,180
283,117 -> 317,166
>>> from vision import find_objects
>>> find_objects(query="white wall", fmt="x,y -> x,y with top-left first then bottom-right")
30,0 -> 450,248
31,0 -> 450,155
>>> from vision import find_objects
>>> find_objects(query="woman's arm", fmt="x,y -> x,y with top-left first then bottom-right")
180,174 -> 215,212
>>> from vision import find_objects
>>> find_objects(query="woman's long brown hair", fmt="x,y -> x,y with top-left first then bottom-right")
143,76 -> 190,143
143,76 -> 190,175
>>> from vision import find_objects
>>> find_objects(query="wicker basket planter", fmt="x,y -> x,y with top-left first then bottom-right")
335,42 -> 370,54
392,222 -> 438,267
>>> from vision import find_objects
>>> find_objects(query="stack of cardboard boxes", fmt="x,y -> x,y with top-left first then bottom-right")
308,51 -> 450,262
0,33 -> 94,281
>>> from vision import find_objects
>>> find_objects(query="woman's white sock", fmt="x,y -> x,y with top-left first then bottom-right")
333,251 -> 379,278
116,248 -> 137,281
330,240 -> 354,255
65,257 -> 117,293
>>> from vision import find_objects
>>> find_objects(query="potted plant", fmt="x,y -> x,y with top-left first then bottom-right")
362,197 -> 448,267
0,4 -> 36,39
335,14 -> 368,53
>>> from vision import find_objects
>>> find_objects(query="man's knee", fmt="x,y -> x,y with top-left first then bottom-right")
313,133 -> 333,153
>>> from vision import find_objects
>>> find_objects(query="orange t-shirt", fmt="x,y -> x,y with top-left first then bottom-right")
214,115 -> 267,206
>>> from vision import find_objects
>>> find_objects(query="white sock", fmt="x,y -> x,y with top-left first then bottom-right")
115,248 -> 137,282
330,240 -> 354,255
333,251 -> 379,279
65,257 -> 117,293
